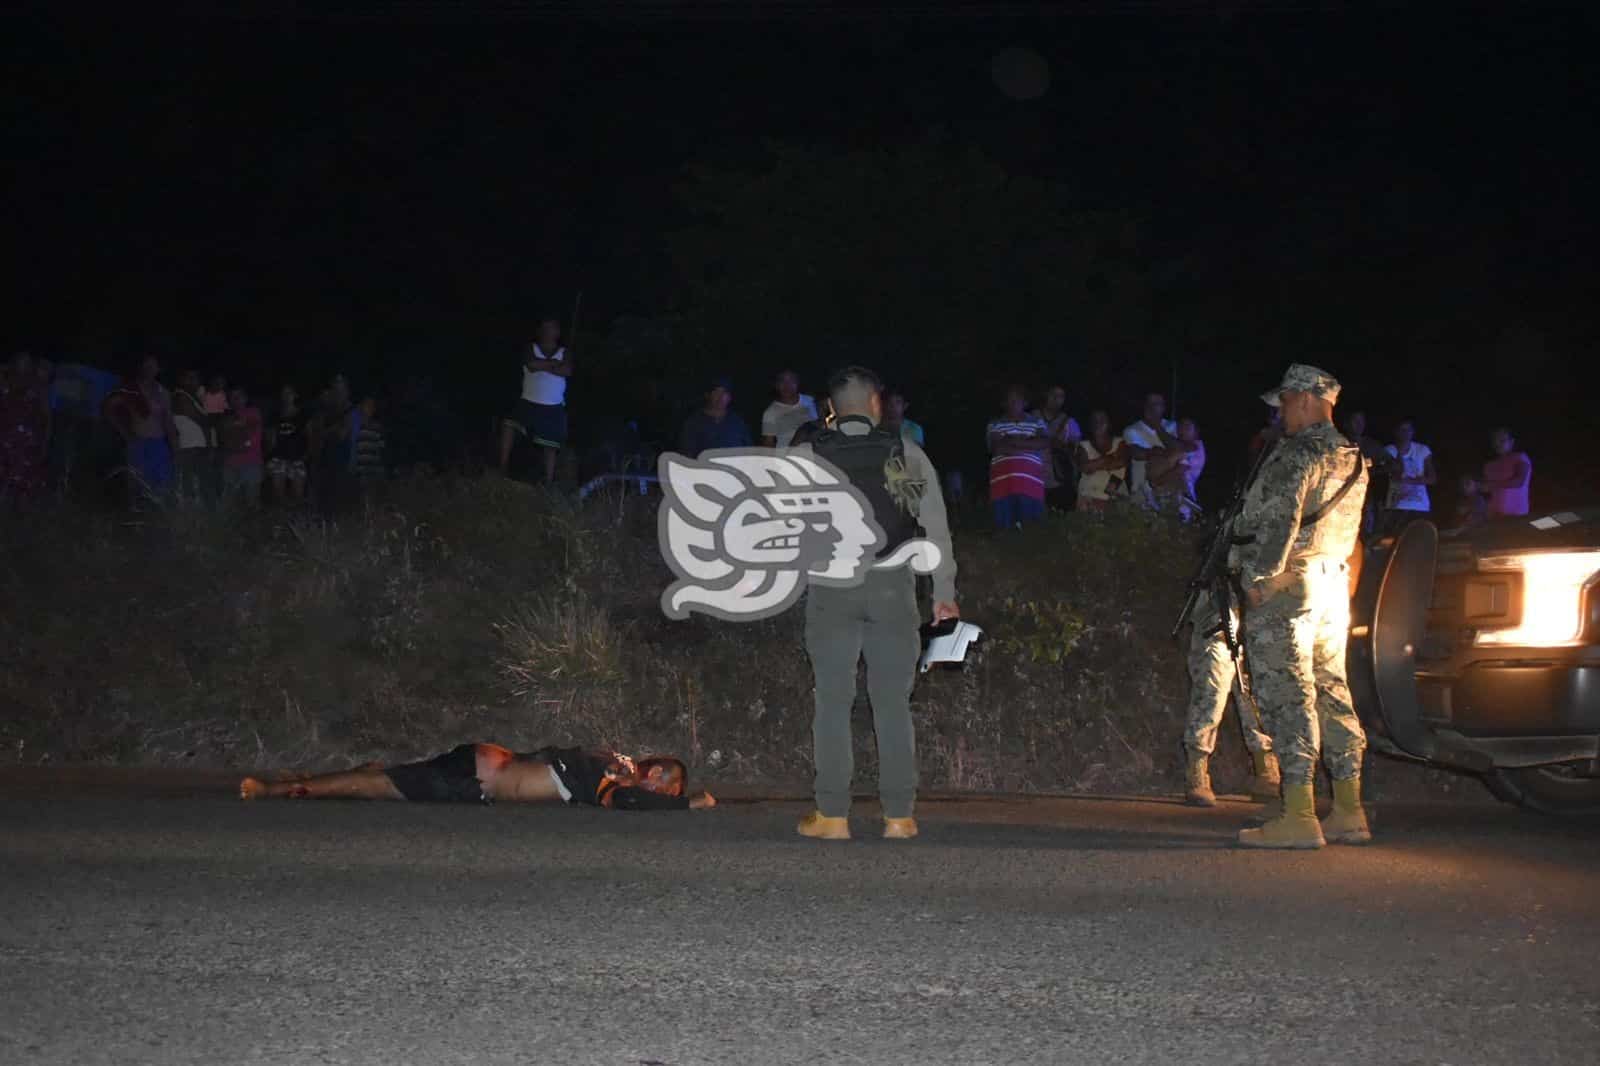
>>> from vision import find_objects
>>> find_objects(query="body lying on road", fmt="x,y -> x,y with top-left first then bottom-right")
239,743 -> 716,810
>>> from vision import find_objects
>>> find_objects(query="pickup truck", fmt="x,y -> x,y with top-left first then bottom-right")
1350,511 -> 1600,813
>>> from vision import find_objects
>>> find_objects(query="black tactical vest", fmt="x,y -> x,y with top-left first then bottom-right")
811,416 -> 919,558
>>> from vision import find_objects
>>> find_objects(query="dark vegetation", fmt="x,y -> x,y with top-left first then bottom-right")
2,480 -> 1472,801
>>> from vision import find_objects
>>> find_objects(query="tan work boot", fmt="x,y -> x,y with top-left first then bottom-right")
1322,777 -> 1373,844
882,817 -> 919,840
1184,753 -> 1217,807
1246,750 -> 1282,803
1237,782 -> 1324,849
1248,796 -> 1283,825
796,810 -> 851,840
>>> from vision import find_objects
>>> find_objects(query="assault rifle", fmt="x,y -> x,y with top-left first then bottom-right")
1171,438 -> 1277,651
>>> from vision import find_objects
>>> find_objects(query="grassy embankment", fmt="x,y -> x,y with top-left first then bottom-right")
0,478 -> 1470,801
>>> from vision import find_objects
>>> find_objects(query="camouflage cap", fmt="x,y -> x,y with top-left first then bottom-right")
1261,363 -> 1341,406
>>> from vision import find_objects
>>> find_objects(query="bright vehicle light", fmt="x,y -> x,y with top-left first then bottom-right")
1475,551 -> 1600,647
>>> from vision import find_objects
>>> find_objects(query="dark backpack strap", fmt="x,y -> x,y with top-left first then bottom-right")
1302,451 -> 1365,528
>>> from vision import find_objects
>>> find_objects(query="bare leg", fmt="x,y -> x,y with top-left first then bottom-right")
498,421 -> 516,472
270,473 -> 286,505
240,767 -> 403,801
541,445 -> 558,484
287,476 -> 304,503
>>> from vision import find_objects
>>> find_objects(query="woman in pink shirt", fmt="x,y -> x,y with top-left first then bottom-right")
1481,427 -> 1531,518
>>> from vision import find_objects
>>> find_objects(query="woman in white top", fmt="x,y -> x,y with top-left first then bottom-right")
1382,418 -> 1435,535
1074,410 -> 1128,513
171,369 -> 213,505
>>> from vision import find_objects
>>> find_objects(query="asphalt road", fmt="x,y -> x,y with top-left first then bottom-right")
2,776 -> 1597,1066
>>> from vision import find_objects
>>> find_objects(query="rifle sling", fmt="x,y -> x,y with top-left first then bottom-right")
1300,453 -> 1365,528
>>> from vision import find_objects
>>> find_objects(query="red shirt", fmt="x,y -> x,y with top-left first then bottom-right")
224,407 -> 264,468
1483,451 -> 1531,517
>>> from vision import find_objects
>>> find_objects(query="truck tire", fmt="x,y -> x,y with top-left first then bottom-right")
1483,765 -> 1600,815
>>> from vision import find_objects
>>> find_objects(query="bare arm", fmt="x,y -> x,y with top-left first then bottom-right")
1402,455 -> 1438,487
904,440 -> 958,615
530,353 -> 575,378
1481,456 -> 1530,491
1075,443 -> 1110,472
1076,442 -> 1126,473
994,432 -> 1049,455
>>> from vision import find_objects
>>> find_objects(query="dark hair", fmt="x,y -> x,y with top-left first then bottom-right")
826,365 -> 882,396
637,756 -> 688,794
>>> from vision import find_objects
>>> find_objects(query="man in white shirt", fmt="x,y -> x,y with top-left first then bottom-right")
759,369 -> 818,448
1382,418 -> 1435,535
1122,392 -> 1177,506
498,317 -> 574,483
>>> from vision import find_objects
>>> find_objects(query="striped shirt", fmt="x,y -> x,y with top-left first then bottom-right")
987,416 -> 1048,501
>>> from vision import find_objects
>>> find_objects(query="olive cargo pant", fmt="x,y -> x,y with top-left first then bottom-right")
804,567 -> 922,819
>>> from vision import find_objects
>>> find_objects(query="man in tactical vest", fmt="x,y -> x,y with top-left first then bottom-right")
1232,364 -> 1370,849
792,366 -> 959,841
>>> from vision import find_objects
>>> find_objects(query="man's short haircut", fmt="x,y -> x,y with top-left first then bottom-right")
1492,425 -> 1514,439
638,756 -> 688,794
827,365 -> 882,413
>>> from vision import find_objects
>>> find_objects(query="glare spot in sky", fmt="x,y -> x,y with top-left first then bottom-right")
991,47 -> 1051,102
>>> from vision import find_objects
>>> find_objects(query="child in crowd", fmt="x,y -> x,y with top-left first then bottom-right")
1448,473 -> 1487,534
219,387 -> 263,507
355,396 -> 386,482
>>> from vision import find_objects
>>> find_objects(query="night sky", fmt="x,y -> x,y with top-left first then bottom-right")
6,4 -> 1596,501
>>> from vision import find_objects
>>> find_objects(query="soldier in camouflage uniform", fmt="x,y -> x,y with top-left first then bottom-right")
1182,587 -> 1278,807
1231,364 -> 1370,849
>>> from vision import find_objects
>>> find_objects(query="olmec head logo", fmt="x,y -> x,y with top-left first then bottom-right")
657,448 -> 941,621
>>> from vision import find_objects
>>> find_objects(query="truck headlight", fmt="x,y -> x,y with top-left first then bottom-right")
1474,550 -> 1600,648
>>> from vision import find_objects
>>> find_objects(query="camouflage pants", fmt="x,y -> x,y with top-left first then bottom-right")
1184,588 -> 1271,757
1244,561 -> 1366,785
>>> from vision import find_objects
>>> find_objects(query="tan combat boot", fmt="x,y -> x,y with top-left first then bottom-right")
1237,782 -> 1324,849
1184,754 -> 1217,807
1321,777 -> 1373,844
796,810 -> 851,841
1246,750 -> 1282,803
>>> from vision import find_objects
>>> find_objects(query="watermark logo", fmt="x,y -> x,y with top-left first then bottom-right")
658,448 -> 943,621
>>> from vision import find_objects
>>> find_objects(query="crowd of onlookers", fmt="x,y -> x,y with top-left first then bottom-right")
657,361 -> 1533,536
0,328 -> 1534,540
0,350 -> 413,516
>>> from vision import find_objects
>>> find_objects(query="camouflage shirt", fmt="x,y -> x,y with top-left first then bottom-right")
1229,420 -> 1367,588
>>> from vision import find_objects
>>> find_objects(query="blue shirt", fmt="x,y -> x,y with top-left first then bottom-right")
679,410 -> 752,457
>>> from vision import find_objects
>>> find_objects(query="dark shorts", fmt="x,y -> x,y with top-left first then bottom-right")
128,437 -> 174,491
992,494 -> 1045,529
510,400 -> 568,449
384,743 -> 486,803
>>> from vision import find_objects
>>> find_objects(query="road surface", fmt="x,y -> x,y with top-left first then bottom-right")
2,775 -> 1597,1065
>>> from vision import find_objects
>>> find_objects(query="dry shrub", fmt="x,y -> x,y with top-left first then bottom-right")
495,593 -> 627,693
0,481 -> 1468,803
